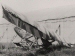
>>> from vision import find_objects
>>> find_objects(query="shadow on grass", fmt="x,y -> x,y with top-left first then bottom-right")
35,48 -> 54,55
35,45 -> 63,55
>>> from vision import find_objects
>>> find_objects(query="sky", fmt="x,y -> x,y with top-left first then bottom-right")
0,0 -> 75,13
0,3 -> 21,43
0,0 -> 75,44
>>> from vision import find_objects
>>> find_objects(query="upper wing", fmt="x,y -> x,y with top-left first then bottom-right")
2,5 -> 61,42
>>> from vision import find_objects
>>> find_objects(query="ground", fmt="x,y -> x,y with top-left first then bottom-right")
0,47 -> 75,56
0,43 -> 75,56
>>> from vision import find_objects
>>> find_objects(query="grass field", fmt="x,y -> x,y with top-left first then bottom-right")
0,43 -> 75,56
0,47 -> 75,56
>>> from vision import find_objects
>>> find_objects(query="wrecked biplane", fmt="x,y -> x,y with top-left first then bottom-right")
2,5 -> 71,51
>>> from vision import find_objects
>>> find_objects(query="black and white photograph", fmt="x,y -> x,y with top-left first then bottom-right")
0,0 -> 75,56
